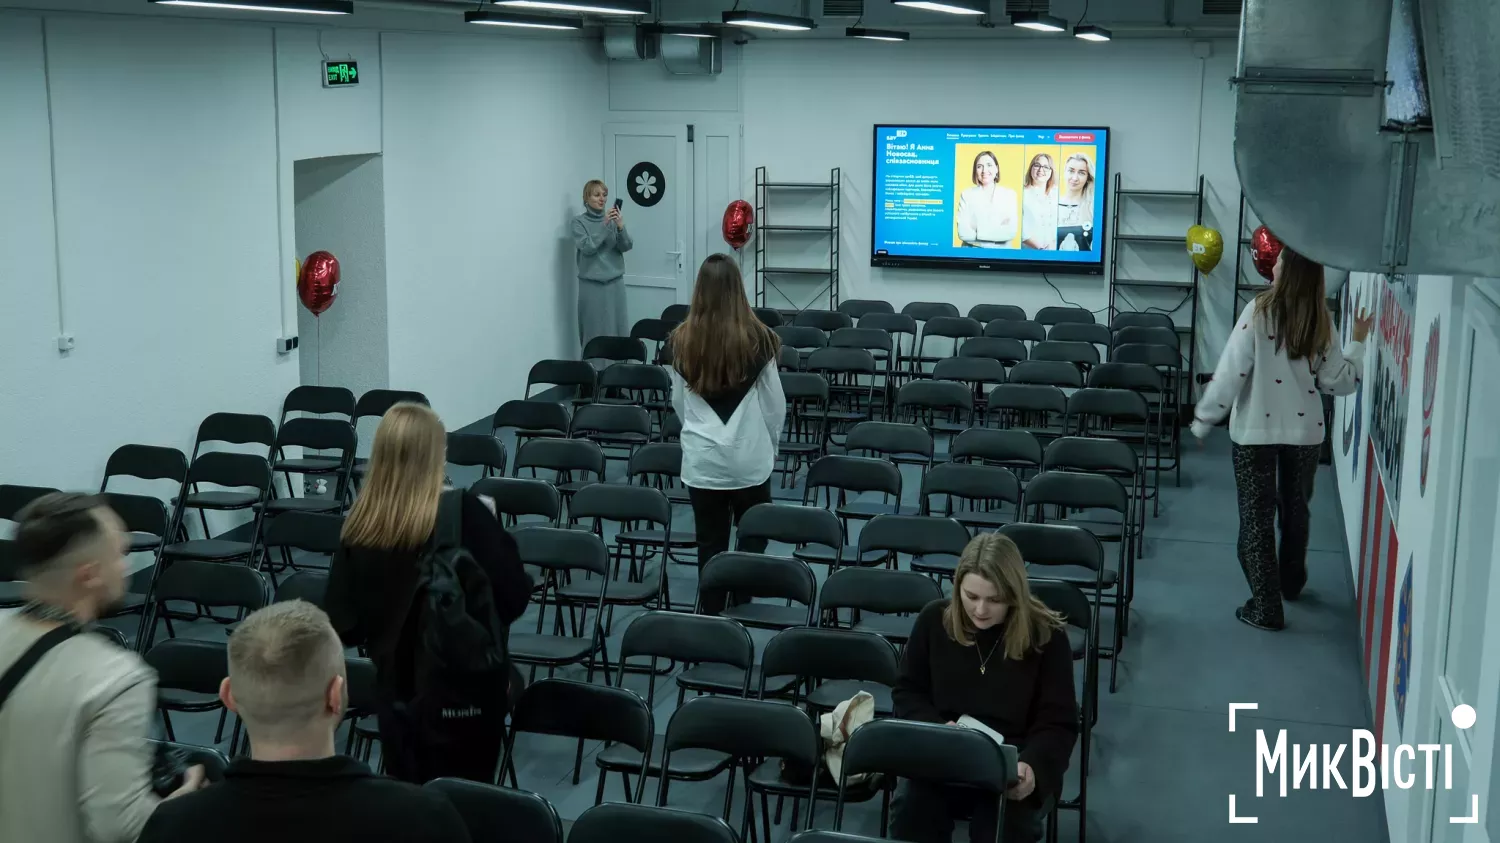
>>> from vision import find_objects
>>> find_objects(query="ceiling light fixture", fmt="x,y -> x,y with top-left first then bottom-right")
148,0 -> 352,13
890,0 -> 986,14
846,26 -> 910,41
658,25 -> 718,38
1073,23 -> 1110,41
492,0 -> 650,14
721,10 -> 815,31
465,10 -> 584,29
1011,11 -> 1067,31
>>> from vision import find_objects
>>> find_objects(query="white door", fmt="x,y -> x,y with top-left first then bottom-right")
604,124 -> 690,328
1424,282 -> 1500,842
691,122 -> 746,292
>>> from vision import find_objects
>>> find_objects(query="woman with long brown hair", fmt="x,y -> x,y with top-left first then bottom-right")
1192,246 -> 1373,629
325,402 -> 531,782
667,254 -> 785,613
890,533 -> 1077,843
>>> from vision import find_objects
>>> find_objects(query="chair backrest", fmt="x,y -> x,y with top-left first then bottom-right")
570,483 -> 671,529
661,303 -> 690,323
571,403 -> 652,438
921,316 -> 982,340
627,442 -> 682,480
508,677 -> 653,752
895,380 -> 973,414
514,437 -> 606,478
447,433 -> 509,476
1110,311 -> 1175,331
957,337 -> 1027,366
1087,362 -> 1165,392
1030,579 -> 1094,634
793,309 -> 852,332
493,400 -> 571,438
920,462 -> 1021,506
753,307 -> 784,327
808,346 -> 877,375
845,422 -> 933,463
901,301 -> 959,322
985,383 -> 1068,415
144,639 -> 229,695
828,328 -> 893,355
1109,342 -> 1181,369
838,718 -> 1015,791
102,492 -> 171,539
146,740 -> 230,783
101,444 -> 188,490
512,526 -> 610,576
837,299 -> 895,318
1030,340 -> 1100,366
1022,470 -> 1129,515
735,503 -> 842,552
1112,325 -> 1180,349
424,779 -> 562,843
775,325 -> 829,351
931,356 -> 1007,387
630,317 -> 673,344
353,389 -> 429,420
281,385 -> 356,420
778,346 -> 802,371
260,511 -> 344,555
984,319 -> 1046,343
193,412 -> 276,453
620,610 -> 755,674
857,312 -> 918,336
526,360 -> 597,395
154,559 -> 271,611
1007,360 -> 1084,389
1043,436 -> 1138,476
698,552 -> 816,609
760,626 -> 900,691
471,477 -> 561,523
780,372 -> 830,402
1066,387 -> 1149,423
185,451 -> 273,493
571,803 -> 739,843
818,567 -> 942,616
598,362 -> 671,394
950,428 -> 1042,468
582,335 -> 648,363
1034,306 -> 1095,326
856,514 -> 970,558
0,485 -> 58,522
274,570 -> 330,606
661,695 -> 819,773
805,455 -> 902,497
276,418 -> 357,465
968,304 -> 1026,323
997,522 -> 1104,572
1047,322 -> 1111,346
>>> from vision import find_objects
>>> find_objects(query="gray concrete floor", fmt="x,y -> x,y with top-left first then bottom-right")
122,431 -> 1388,843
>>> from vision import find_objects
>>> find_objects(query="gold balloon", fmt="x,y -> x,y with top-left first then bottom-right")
1186,224 -> 1224,273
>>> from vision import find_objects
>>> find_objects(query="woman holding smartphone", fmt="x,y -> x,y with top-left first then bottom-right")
571,180 -> 633,353
668,254 -> 785,614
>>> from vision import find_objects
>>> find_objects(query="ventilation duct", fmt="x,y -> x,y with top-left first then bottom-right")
1233,0 -> 1500,277
660,34 -> 722,75
603,25 -> 656,60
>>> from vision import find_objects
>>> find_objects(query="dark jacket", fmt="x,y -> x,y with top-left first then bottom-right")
891,599 -> 1078,802
136,755 -> 471,843
325,489 -> 532,705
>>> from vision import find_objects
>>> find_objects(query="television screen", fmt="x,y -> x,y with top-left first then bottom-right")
871,125 -> 1111,274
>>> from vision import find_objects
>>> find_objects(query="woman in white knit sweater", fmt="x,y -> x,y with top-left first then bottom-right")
1191,246 -> 1373,630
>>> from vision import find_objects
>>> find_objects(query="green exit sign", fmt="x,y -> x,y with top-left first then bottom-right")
323,61 -> 359,87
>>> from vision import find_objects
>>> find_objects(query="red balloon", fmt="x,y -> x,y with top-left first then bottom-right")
1250,225 -> 1283,281
722,200 -> 754,250
298,251 -> 339,316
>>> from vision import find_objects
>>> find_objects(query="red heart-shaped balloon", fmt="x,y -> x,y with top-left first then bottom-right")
298,251 -> 339,316
1250,225 -> 1283,281
722,200 -> 754,250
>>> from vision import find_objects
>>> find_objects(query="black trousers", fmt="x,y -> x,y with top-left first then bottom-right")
1231,443 -> 1323,626
687,480 -> 772,614
889,778 -> 1044,843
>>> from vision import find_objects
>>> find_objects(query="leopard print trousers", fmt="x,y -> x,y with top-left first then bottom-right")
1231,443 -> 1323,626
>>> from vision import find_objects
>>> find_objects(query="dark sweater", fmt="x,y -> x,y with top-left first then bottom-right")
891,599 -> 1078,801
136,755 -> 471,843
325,490 -> 532,703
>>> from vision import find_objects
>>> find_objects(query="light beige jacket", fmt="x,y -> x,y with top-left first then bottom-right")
0,612 -> 161,843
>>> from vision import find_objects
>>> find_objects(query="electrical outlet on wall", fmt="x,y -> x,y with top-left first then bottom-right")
277,336 -> 299,354
57,334 -> 75,353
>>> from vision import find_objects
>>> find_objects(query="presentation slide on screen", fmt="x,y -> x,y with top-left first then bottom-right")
872,126 -> 1109,268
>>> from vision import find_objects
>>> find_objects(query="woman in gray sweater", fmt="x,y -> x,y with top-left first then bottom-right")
571,179 -> 634,353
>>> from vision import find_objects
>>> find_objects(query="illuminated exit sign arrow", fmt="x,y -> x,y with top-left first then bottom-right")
324,61 -> 359,87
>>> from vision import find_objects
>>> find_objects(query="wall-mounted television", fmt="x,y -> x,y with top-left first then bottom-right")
871,124 -> 1111,275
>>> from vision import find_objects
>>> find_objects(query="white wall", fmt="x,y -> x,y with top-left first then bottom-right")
295,154 -> 389,400
381,32 -> 608,430
0,12 -> 296,492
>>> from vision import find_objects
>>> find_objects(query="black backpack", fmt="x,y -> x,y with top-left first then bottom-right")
407,491 -> 508,680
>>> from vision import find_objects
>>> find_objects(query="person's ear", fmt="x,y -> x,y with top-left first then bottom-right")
220,678 -> 238,714
327,675 -> 346,718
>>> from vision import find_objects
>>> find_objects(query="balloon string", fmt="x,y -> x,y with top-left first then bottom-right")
316,316 -> 322,387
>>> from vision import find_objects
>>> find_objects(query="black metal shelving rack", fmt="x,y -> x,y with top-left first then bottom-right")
1232,190 -> 1269,311
753,166 -> 840,312
1107,172 -> 1205,403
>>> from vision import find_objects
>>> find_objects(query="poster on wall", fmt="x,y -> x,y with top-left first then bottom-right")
1370,274 -> 1414,516
1358,438 -> 1401,741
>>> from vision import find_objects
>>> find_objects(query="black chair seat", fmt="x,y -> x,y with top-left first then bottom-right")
616,529 -> 695,548
258,496 -> 342,515
794,546 -> 885,567
556,575 -> 660,605
508,633 -> 596,665
745,757 -> 884,802
779,442 -> 823,456
676,664 -> 797,697
835,501 -> 903,520
952,510 -> 1013,530
807,680 -> 893,715
909,554 -> 962,576
273,456 -> 343,473
1029,565 -> 1117,589
720,601 -> 809,630
161,539 -> 255,561
664,488 -> 692,506
100,592 -> 149,619
557,481 -> 593,496
596,742 -> 731,779
182,491 -> 261,510
129,533 -> 162,552
1067,626 -> 1087,660
851,614 -> 918,643
157,688 -> 223,712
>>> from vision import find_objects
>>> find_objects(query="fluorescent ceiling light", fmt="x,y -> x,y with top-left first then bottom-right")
1073,23 -> 1111,41
1011,11 -> 1067,31
891,0 -> 986,14
493,0 -> 650,14
721,10 -> 816,31
465,10 -> 584,29
645,23 -> 719,37
846,26 -> 910,41
149,0 -> 351,13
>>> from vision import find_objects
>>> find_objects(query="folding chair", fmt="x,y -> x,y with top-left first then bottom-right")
967,304 -> 1026,324
856,513 -> 970,581
472,477 -> 561,527
447,432 -> 508,480
498,678 -> 652,792
583,336 -> 648,365
802,456 -> 903,567
837,299 -> 895,319
920,462 -> 1022,532
1034,306 -> 1095,326
571,803 -> 740,843
493,400 -> 571,454
508,526 -> 613,684
424,779 -> 563,843
817,566 -> 943,646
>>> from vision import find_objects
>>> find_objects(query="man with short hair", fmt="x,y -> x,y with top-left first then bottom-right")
138,600 -> 472,843
0,492 -> 204,843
